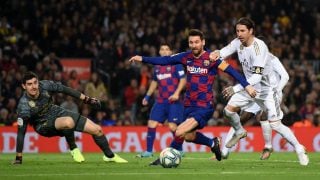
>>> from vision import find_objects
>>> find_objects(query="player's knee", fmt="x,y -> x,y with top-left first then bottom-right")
89,124 -> 103,136
269,120 -> 281,130
175,128 -> 185,138
64,119 -> 75,129
168,123 -> 177,132
184,133 -> 195,142
223,108 -> 236,118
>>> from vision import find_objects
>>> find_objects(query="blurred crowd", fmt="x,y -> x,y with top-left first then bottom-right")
1,0 -> 320,127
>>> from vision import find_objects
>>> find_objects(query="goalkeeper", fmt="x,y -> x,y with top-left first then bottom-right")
13,71 -> 127,164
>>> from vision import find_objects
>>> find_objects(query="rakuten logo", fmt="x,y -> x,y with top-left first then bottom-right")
187,66 -> 208,74
157,73 -> 172,80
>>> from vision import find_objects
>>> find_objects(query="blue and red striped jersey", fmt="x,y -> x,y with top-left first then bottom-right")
143,50 -> 249,108
153,64 -> 185,103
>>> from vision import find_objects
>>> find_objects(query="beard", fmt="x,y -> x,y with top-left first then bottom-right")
192,48 -> 202,57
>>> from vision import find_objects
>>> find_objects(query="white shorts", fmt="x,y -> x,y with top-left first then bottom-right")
228,90 -> 283,121
242,103 -> 261,115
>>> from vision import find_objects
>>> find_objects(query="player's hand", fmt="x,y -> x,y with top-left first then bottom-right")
222,86 -> 235,99
168,94 -> 179,102
83,96 -> 101,109
129,55 -> 143,63
245,85 -> 257,98
209,50 -> 220,61
142,95 -> 151,106
12,156 -> 22,165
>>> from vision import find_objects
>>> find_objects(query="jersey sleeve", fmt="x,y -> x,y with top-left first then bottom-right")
220,39 -> 239,59
40,80 -> 81,98
16,100 -> 30,153
252,41 -> 269,69
142,52 -> 189,65
175,64 -> 186,79
271,54 -> 289,91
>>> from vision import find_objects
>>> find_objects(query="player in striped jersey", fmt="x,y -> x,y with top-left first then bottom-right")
130,29 -> 256,165
136,43 -> 186,158
210,17 -> 309,165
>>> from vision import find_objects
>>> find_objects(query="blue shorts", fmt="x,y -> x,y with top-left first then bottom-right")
184,106 -> 214,129
149,102 -> 184,124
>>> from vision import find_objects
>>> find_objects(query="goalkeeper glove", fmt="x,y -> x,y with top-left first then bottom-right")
83,96 -> 101,109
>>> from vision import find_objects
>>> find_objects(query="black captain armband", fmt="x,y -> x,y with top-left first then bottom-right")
252,66 -> 264,74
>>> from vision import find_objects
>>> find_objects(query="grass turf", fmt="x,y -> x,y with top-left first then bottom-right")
0,152 -> 319,180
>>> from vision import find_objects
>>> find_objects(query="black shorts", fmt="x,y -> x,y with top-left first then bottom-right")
34,106 -> 87,137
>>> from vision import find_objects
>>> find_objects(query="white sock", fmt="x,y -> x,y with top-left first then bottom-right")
222,127 -> 235,155
224,109 -> 245,135
260,121 -> 272,149
270,121 -> 301,150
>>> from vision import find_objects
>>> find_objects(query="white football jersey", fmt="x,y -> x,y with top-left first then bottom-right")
269,53 -> 289,91
220,37 -> 273,93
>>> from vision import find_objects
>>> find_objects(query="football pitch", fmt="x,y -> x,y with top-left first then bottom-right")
0,152 -> 319,180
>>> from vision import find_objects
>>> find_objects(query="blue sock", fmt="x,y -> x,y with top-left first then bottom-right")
146,127 -> 156,152
171,131 -> 183,151
193,132 -> 213,147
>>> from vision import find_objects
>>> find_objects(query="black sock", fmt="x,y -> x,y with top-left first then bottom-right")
63,130 -> 77,150
92,135 -> 114,158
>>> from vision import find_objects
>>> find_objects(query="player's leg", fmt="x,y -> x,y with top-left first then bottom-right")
223,92 -> 251,148
55,112 -> 127,163
62,130 -> 85,163
180,107 -> 221,161
138,103 -> 166,158
258,111 -> 273,160
167,102 -> 184,156
220,127 -> 234,159
262,96 -> 308,165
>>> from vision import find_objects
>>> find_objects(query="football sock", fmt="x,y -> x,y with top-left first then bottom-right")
146,127 -> 156,152
192,132 -> 213,147
260,120 -> 272,149
92,135 -> 114,158
270,121 -> 299,147
222,128 -> 235,154
63,130 -> 77,150
172,131 -> 183,151
224,108 -> 245,134
170,135 -> 184,150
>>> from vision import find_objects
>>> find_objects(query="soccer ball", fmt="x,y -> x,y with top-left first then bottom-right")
159,147 -> 181,168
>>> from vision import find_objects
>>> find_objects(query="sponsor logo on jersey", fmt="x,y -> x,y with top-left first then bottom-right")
166,66 -> 171,71
28,100 -> 36,108
187,66 -> 208,74
157,73 -> 172,80
203,60 -> 210,66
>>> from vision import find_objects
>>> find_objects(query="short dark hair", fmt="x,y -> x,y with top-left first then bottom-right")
188,29 -> 204,40
22,71 -> 38,84
159,42 -> 172,49
236,17 -> 255,34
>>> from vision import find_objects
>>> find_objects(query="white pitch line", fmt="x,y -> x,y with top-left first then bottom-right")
2,171 -> 320,177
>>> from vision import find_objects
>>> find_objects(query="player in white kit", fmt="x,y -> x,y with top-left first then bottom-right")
221,49 -> 289,160
210,17 -> 309,166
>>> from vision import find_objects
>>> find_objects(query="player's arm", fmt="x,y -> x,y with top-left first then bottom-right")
13,117 -> 29,164
143,80 -> 158,106
169,65 -> 186,102
42,80 -> 101,109
272,56 -> 289,92
210,39 -> 238,61
142,52 -> 189,65
216,59 -> 256,98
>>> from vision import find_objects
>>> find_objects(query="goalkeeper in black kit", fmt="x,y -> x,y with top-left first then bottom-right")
13,71 -> 127,164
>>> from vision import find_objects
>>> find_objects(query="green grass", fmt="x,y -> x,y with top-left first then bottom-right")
0,152 -> 319,180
